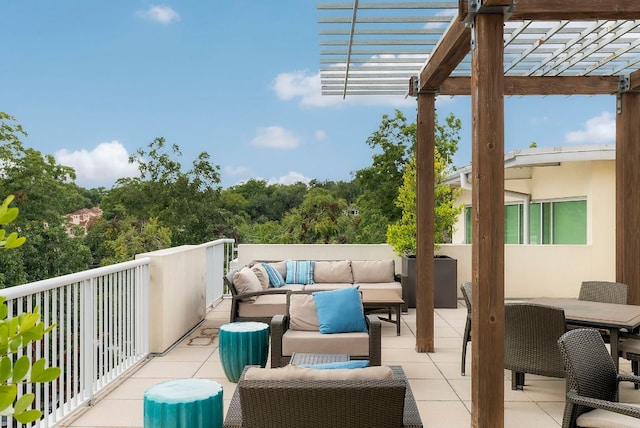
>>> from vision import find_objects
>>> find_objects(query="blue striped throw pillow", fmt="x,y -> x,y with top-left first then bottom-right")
285,260 -> 315,285
262,263 -> 285,288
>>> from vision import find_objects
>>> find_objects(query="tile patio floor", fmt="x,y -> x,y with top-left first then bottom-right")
58,298 -> 640,428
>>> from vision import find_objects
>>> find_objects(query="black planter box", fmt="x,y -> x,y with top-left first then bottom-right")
401,255 -> 458,309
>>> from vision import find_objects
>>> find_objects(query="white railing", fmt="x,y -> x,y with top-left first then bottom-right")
0,238 -> 235,427
0,259 -> 150,428
202,238 -> 236,306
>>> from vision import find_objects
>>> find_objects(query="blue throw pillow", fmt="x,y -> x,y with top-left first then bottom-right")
285,260 -> 315,285
299,360 -> 369,370
262,263 -> 285,288
312,287 -> 367,334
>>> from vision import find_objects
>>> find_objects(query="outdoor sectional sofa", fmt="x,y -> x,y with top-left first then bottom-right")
224,259 -> 402,323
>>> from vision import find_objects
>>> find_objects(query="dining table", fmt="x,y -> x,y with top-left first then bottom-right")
529,297 -> 640,371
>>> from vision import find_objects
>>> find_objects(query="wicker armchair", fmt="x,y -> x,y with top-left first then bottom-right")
270,290 -> 382,367
460,281 -> 472,376
223,365 -> 423,428
558,328 -> 640,428
504,303 -> 567,390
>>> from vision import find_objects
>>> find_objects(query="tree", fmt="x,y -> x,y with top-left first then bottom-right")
386,113 -> 463,255
0,113 -> 92,286
100,137 -> 225,248
279,188 -> 350,244
353,110 -> 415,242
0,195 -> 60,424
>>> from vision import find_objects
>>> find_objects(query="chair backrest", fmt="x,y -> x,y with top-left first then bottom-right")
238,378 -> 406,428
460,282 -> 472,315
557,328 -> 619,422
504,303 -> 567,378
578,281 -> 628,304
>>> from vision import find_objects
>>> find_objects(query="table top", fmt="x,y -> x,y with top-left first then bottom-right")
361,289 -> 404,304
528,297 -> 640,330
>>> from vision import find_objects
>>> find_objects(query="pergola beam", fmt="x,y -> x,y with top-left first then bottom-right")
630,69 -> 640,91
419,20 -> 471,92
510,0 -> 640,20
439,75 -> 619,95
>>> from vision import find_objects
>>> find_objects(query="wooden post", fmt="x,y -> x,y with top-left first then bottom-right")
470,13 -> 505,428
616,92 -> 640,305
416,92 -> 435,353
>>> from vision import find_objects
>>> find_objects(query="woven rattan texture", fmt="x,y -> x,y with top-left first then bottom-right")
223,365 -> 422,428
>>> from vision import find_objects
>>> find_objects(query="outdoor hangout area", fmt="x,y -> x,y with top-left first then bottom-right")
56,291 -> 640,428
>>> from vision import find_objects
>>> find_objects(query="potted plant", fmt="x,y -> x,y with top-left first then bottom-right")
0,195 -> 60,424
387,147 -> 462,308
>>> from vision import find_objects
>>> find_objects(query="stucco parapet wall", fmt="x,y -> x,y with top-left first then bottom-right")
137,245 -> 206,353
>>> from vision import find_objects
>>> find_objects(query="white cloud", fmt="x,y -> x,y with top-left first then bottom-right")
251,126 -> 300,149
565,112 -> 616,144
136,5 -> 180,24
225,165 -> 251,176
55,141 -> 139,186
267,171 -> 310,185
272,70 -> 414,108
314,130 -> 327,141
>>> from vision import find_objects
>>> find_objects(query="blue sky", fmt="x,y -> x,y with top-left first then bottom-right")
1,2 -> 617,189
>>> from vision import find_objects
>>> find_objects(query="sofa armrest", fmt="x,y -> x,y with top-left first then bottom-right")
367,314 -> 382,366
270,314 -> 289,368
229,288 -> 288,322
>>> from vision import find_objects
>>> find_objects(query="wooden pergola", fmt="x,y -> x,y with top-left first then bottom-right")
318,1 -> 640,426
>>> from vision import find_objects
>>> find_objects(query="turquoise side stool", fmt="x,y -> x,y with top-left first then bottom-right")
219,321 -> 269,382
143,378 -> 223,428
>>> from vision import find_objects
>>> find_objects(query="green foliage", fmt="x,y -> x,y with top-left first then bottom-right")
0,297 -> 60,424
100,217 -> 172,266
386,112 -> 464,256
0,113 -> 93,286
354,110 -> 415,235
0,196 -> 26,250
99,137 -> 225,248
0,196 -> 60,424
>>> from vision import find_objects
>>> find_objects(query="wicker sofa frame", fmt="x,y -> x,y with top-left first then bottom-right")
223,365 -> 423,428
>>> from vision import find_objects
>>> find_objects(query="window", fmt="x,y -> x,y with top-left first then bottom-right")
465,199 -> 586,245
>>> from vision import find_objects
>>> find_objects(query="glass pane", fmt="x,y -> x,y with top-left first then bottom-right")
542,203 -> 551,244
529,203 -> 541,244
505,204 -> 520,244
552,200 -> 587,244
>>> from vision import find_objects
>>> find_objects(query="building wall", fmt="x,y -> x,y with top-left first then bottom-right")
446,159 -> 616,299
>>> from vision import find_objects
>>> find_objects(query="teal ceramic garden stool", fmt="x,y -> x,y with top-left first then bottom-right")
143,378 -> 223,428
219,321 -> 269,382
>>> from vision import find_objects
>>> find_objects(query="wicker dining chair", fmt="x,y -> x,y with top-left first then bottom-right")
460,281 -> 472,376
557,328 -> 640,428
504,303 -> 567,390
577,280 -> 640,383
578,281 -> 629,305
